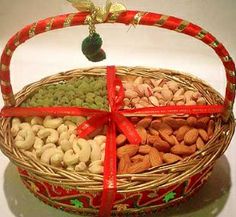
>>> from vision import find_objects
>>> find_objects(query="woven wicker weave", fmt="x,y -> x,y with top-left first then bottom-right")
0,10 -> 235,216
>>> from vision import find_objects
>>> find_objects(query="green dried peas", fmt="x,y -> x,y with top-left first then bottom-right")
21,76 -> 108,110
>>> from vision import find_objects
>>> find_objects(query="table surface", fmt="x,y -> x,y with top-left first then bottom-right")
0,0 -> 236,216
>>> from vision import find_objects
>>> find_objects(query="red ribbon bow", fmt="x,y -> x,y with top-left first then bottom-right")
77,66 -> 142,217
0,66 -> 224,217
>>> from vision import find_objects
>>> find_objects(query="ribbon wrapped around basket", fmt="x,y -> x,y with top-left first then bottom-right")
0,1 -> 236,216
0,65 -> 226,216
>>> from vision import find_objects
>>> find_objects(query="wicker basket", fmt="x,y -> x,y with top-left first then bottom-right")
0,10 -> 235,217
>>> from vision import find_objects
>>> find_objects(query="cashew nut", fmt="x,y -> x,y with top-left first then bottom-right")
40,148 -> 63,164
94,135 -> 106,146
60,140 -> 72,152
89,160 -> 104,174
101,151 -> 105,161
75,162 -> 87,172
69,134 -> 76,144
24,150 -> 37,159
59,131 -> 70,141
34,137 -> 44,149
36,143 -> 56,157
15,128 -> 35,150
50,152 -> 64,167
11,118 -> 21,137
63,150 -> 79,166
68,125 -> 76,134
57,124 -> 68,134
43,116 -> 63,129
100,142 -> 106,151
31,117 -> 43,125
73,138 -> 91,163
89,140 -> 101,162
32,125 -> 44,134
38,128 -> 59,143
19,123 -> 31,129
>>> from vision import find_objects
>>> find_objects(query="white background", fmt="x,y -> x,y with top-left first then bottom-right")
0,0 -> 236,216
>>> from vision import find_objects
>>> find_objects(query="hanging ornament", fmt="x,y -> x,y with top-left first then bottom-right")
67,0 -> 126,62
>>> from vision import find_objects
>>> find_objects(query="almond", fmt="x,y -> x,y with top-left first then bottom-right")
171,144 -> 196,156
147,135 -> 158,144
184,128 -> 199,145
149,147 -> 163,167
195,117 -> 210,129
131,154 -> 144,163
153,135 -> 171,152
118,154 -> 131,174
130,117 -> 141,124
162,117 -> 186,130
163,153 -> 182,163
150,120 -> 161,129
207,120 -> 215,138
116,134 -> 127,146
198,129 -> 209,142
149,127 -> 159,136
162,117 -> 178,129
139,145 -> 152,154
136,127 -> 147,144
159,131 -> 175,146
176,125 -> 191,141
151,122 -> 173,135
196,137 -> 205,150
136,116 -> 152,129
117,144 -> 139,159
187,116 -> 197,127
127,155 -> 150,174
173,135 -> 180,146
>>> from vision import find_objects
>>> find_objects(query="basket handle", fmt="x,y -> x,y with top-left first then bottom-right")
0,11 -> 235,121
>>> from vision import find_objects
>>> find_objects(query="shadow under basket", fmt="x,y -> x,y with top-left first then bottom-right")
0,66 -> 235,216
0,10 -> 236,217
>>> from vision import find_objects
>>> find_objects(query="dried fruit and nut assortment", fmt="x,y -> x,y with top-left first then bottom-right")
11,75 -> 214,174
21,76 -> 108,110
123,76 -> 207,108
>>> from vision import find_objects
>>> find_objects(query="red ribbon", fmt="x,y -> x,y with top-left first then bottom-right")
0,66 -> 224,217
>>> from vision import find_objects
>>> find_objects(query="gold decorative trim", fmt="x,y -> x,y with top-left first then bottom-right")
45,18 -> 55,31
29,22 -> 37,38
155,15 -> 169,27
132,12 -> 147,25
221,55 -> 232,62
108,11 -> 123,23
64,14 -> 75,27
84,14 -> 91,25
6,47 -> 13,56
0,64 -> 9,71
2,93 -> 14,106
175,20 -> 189,32
0,80 -> 11,87
14,32 -> 20,46
195,29 -> 208,40
228,82 -> 236,91
227,70 -> 236,77
209,40 -> 220,48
